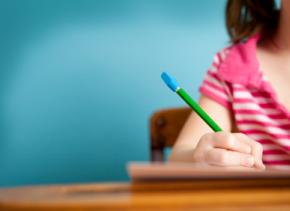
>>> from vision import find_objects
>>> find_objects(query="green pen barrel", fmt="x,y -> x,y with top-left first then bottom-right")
177,88 -> 222,132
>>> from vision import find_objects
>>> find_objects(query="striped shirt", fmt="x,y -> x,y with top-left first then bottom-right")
199,35 -> 290,170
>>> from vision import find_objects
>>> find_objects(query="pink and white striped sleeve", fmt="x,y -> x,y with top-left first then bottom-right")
199,50 -> 232,109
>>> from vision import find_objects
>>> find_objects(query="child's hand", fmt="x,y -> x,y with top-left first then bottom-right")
193,132 -> 265,169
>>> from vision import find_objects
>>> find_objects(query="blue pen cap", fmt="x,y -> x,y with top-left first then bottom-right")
161,72 -> 180,92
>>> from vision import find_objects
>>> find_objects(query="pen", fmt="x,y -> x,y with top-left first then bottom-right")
161,72 -> 222,132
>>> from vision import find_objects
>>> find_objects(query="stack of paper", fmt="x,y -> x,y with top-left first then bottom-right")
127,162 -> 290,180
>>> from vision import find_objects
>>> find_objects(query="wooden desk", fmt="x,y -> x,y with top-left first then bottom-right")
1,179 -> 290,210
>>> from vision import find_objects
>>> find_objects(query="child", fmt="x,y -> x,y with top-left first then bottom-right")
169,0 -> 290,170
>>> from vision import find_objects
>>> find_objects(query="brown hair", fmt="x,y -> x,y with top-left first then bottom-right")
226,0 -> 279,43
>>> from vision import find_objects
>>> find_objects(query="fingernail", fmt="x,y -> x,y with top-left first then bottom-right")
244,156 -> 255,167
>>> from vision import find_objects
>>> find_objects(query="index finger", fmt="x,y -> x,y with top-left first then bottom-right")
210,132 -> 252,154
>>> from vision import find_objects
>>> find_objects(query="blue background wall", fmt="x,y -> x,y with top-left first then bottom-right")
0,0 -> 227,187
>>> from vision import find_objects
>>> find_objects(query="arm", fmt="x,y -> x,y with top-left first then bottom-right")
168,95 -> 265,169
169,95 -> 233,162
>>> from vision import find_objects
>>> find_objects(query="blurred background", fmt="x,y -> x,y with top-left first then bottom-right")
0,0 -> 228,187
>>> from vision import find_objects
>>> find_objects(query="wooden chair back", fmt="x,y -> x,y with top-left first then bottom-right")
150,107 -> 191,161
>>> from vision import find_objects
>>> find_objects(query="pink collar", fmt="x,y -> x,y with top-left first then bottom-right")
218,34 -> 264,89
217,35 -> 290,118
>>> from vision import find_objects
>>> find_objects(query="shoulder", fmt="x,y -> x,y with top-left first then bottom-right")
211,35 -> 261,86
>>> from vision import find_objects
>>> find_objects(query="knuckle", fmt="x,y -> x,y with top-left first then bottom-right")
255,142 -> 263,152
200,133 -> 213,143
237,132 -> 247,139
216,152 -> 228,164
224,134 -> 235,148
204,150 -> 212,163
218,131 -> 228,139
